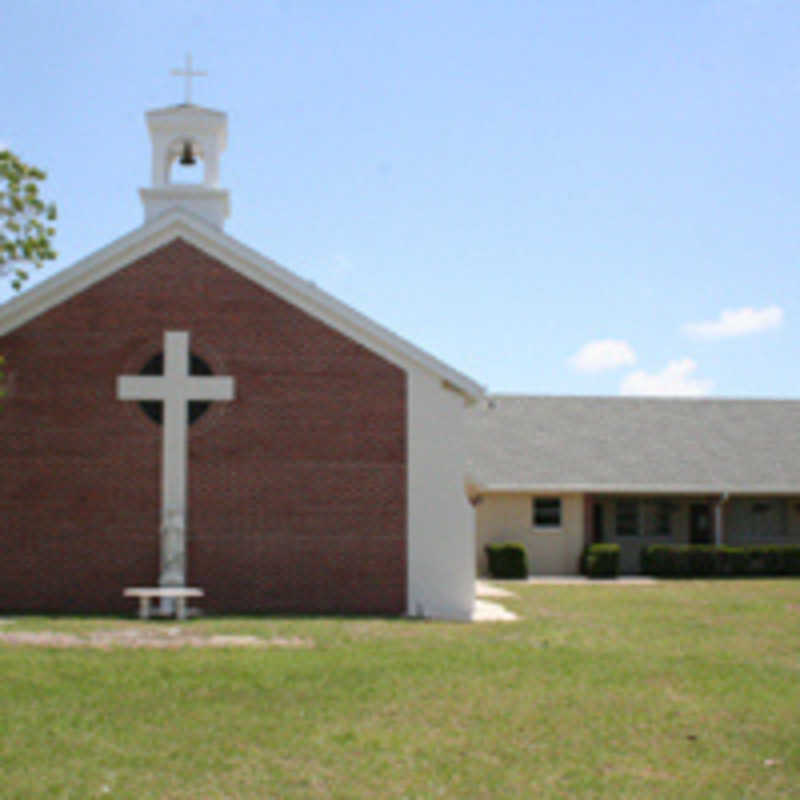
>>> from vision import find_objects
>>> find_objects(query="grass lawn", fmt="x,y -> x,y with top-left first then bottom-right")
1,580 -> 799,799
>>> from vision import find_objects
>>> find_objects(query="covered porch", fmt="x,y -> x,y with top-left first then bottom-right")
583,493 -> 800,574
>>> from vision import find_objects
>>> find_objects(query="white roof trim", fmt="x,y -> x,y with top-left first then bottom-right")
0,208 -> 484,399
476,483 -> 800,496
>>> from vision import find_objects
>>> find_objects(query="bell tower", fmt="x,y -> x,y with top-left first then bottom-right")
139,56 -> 230,229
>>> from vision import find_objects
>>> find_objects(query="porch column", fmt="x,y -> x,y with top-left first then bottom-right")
713,494 -> 728,545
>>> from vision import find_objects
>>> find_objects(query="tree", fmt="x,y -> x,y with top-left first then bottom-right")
0,149 -> 57,290
0,150 -> 57,404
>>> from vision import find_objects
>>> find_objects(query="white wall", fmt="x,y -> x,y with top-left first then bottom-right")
475,493 -> 585,575
407,370 -> 475,620
139,186 -> 230,228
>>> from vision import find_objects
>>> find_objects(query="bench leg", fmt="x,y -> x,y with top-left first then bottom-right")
175,596 -> 187,620
138,597 -> 150,620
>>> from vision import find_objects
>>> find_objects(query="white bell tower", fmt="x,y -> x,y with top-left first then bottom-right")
139,56 -> 230,229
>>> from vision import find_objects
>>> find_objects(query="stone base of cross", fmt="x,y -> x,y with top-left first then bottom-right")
117,331 -> 235,612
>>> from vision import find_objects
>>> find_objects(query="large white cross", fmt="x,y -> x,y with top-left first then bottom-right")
170,53 -> 207,105
117,331 -> 235,590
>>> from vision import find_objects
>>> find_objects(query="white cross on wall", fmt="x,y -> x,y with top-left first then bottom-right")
117,331 -> 235,589
170,53 -> 207,105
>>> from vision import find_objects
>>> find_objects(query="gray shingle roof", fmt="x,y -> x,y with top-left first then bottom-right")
465,396 -> 800,494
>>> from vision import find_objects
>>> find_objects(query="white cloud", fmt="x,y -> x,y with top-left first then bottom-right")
683,305 -> 783,339
620,358 -> 713,397
0,141 -> 8,152
569,339 -> 636,373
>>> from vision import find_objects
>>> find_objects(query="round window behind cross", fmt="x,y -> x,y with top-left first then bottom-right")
138,352 -> 214,425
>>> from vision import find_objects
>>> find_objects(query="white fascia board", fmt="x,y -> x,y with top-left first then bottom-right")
147,104 -> 227,123
476,483 -> 800,496
0,213 -> 185,335
0,209 -> 484,400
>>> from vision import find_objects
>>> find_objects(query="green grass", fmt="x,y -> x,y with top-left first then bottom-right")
1,580 -> 799,798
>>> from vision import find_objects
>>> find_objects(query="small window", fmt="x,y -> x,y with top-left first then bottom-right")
749,501 -> 784,538
615,498 -> 674,537
646,500 -> 674,537
138,351 -> 213,426
533,498 -> 561,528
616,500 -> 639,536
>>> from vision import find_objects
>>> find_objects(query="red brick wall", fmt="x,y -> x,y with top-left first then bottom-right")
0,238 -> 407,614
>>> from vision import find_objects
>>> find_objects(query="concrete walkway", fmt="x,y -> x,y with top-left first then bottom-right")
470,576 -> 659,622
472,598 -> 519,622
472,580 -> 519,622
525,575 -> 658,585
475,580 -> 516,598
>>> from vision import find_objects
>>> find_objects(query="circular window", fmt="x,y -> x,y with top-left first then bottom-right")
138,352 -> 214,425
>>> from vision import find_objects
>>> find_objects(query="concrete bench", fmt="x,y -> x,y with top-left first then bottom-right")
123,587 -> 204,620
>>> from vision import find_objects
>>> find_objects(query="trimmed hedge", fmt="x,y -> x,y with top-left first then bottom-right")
485,543 -> 528,579
582,544 -> 620,578
641,544 -> 800,577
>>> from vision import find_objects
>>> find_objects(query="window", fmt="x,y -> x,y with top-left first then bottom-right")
138,351 -> 213,425
748,501 -> 786,539
726,498 -> 788,540
646,500 -> 674,537
533,498 -> 561,528
615,498 -> 675,537
615,500 -> 639,536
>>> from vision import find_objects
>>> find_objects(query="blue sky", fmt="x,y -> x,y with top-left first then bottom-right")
3,0 -> 799,396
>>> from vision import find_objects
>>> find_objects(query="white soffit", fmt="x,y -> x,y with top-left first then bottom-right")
475,483 -> 800,496
0,209 -> 484,399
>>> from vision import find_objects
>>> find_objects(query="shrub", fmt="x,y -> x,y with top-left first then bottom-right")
641,545 -> 715,576
583,544 -> 620,578
641,544 -> 800,577
485,543 -> 528,579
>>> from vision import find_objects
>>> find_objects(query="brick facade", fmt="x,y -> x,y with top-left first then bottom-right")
0,239 -> 407,614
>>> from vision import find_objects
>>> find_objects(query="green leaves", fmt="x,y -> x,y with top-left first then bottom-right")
0,149 -> 58,291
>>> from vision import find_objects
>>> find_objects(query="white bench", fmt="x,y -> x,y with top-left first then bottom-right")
123,587 -> 204,620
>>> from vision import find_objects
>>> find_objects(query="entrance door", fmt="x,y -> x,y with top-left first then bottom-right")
690,504 -> 712,544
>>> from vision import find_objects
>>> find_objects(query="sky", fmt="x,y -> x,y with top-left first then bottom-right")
2,0 -> 800,397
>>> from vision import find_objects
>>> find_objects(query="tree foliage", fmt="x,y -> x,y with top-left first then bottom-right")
0,150 -> 57,290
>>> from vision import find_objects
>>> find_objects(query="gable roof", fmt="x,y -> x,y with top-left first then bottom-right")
466,395 -> 800,495
0,209 -> 483,399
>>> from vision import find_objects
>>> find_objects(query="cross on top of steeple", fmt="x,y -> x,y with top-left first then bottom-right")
170,53 -> 207,105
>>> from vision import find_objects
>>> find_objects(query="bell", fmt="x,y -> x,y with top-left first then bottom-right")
179,141 -> 196,166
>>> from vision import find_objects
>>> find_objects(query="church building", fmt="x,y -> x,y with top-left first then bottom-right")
0,98 -> 482,620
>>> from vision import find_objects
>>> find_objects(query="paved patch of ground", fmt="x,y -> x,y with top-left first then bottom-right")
473,581 -> 519,621
526,576 -> 658,585
472,599 -> 518,622
471,576 -> 659,621
475,580 -> 517,598
0,627 -> 313,649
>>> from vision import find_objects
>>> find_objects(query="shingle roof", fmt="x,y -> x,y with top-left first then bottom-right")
466,395 -> 800,494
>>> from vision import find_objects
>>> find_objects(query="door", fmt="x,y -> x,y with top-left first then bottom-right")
592,503 -> 604,543
690,504 -> 712,544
